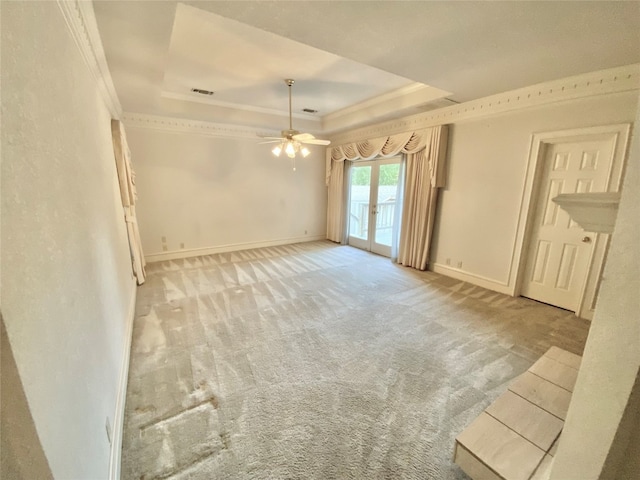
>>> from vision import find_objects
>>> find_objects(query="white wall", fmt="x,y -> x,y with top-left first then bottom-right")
549,99 -> 640,480
125,127 -> 328,259
430,91 -> 638,292
1,2 -> 134,479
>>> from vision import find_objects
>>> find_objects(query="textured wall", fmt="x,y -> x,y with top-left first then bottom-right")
1,2 -> 134,478
431,91 -> 638,286
549,100 -> 640,479
125,127 -> 328,257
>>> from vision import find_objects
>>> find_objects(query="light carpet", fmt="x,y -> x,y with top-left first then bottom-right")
121,241 -> 589,479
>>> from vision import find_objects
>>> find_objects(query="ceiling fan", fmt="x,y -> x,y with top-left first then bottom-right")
259,79 -> 330,160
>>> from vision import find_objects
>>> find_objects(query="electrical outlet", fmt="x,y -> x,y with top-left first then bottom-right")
457,261 -> 463,268
162,245 -> 168,251
304,230 -> 308,235
180,243 -> 185,249
445,258 -> 451,266
105,417 -> 112,444
161,236 -> 167,243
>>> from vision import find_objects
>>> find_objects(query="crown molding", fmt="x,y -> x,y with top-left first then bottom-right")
323,83 -> 429,122
122,65 -> 639,143
329,64 -> 640,146
122,112 -> 280,139
56,0 -> 122,118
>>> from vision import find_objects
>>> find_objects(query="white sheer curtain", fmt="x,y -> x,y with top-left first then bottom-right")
326,125 -> 448,269
397,126 -> 448,270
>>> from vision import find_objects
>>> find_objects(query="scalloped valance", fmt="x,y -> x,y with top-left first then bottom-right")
326,130 -> 431,186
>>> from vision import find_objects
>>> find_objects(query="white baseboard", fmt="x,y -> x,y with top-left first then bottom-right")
430,263 -> 514,295
144,235 -> 327,263
109,279 -> 137,480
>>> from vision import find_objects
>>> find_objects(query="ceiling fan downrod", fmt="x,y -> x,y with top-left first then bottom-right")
285,78 -> 294,131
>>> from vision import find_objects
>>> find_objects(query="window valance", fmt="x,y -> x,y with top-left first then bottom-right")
326,129 -> 434,186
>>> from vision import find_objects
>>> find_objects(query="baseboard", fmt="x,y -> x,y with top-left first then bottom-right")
144,235 -> 327,263
109,279 -> 137,480
431,263 -> 514,295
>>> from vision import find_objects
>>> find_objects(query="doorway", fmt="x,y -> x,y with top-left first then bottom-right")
347,157 -> 401,257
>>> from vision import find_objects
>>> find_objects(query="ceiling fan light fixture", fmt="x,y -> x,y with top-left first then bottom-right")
285,141 -> 296,158
261,79 -> 330,168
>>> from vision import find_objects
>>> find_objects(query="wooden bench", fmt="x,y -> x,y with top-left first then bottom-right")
454,347 -> 582,480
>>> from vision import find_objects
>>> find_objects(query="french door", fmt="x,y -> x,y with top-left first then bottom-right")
347,158 -> 401,257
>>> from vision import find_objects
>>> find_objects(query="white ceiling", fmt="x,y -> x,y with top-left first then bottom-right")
94,1 -> 640,134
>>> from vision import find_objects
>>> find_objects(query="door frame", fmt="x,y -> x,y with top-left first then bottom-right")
511,123 -> 630,319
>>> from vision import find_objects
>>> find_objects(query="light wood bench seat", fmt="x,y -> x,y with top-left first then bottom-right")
454,347 -> 581,480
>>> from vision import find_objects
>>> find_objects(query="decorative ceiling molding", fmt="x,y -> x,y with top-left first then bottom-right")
121,65 -> 639,142
122,112 -> 279,139
56,0 -> 122,118
329,64 -> 640,146
323,83 -> 431,122
160,91 -> 319,122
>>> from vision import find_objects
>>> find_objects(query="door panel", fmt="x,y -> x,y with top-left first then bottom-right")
348,158 -> 400,257
522,138 -> 614,311
348,165 -> 372,251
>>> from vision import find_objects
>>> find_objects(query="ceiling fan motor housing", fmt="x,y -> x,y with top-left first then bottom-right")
281,129 -> 300,139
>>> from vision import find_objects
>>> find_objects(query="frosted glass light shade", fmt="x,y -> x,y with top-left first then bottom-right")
285,141 -> 295,158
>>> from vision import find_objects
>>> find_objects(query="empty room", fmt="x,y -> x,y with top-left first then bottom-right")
2,2 -> 639,480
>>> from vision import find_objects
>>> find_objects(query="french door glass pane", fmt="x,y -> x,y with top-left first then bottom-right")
374,163 -> 400,247
349,165 -> 371,240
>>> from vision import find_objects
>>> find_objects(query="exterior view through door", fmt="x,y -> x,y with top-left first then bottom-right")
348,157 -> 401,257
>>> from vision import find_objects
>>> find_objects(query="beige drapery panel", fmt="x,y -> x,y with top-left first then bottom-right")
111,120 -> 146,285
397,126 -> 448,270
325,130 -> 432,243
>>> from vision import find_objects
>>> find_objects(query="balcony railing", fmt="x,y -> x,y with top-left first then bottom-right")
349,200 -> 396,240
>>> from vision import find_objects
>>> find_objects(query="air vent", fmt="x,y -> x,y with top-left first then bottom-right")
302,108 -> 318,114
191,88 -> 214,95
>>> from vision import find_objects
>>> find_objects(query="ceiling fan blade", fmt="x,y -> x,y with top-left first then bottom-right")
292,132 -> 315,141
299,138 -> 331,146
258,140 -> 283,144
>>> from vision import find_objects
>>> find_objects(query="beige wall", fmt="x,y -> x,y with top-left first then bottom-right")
1,2 -> 134,478
431,91 -> 638,291
125,127 -> 328,258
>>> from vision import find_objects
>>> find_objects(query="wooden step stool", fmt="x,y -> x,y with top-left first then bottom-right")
454,346 -> 582,480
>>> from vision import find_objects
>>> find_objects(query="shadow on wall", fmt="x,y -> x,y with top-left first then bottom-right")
0,314 -> 53,480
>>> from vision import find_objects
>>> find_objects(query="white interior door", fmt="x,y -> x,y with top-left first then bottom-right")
348,158 -> 401,257
522,137 -> 615,311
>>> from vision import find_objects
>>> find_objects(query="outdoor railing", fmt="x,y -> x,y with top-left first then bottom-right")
349,200 -> 395,238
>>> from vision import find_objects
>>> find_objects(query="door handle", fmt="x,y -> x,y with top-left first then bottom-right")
582,236 -> 592,243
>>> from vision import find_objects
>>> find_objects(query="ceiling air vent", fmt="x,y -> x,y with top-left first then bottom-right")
191,88 -> 214,95
302,108 -> 318,114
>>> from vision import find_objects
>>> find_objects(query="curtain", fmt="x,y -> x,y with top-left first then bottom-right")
397,126 -> 448,270
111,120 -> 146,285
390,158 -> 406,262
326,129 -> 434,243
326,149 -> 346,243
